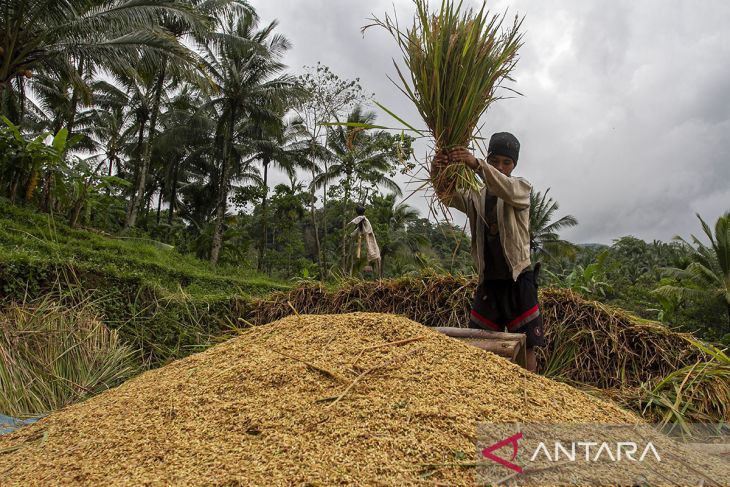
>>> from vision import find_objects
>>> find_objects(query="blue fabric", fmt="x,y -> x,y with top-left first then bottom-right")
0,414 -> 42,435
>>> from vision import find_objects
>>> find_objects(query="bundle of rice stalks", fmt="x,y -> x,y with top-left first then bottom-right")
367,0 -> 523,191
0,312 -> 649,486
641,338 -> 730,425
247,275 -> 474,328
538,288 -> 704,389
0,297 -> 139,417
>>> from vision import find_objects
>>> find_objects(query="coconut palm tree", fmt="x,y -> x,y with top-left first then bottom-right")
84,81 -> 134,179
654,212 -> 730,333
123,0 -> 252,230
0,0 -> 200,119
147,84 -> 211,227
241,116 -> 311,271
529,188 -> 578,260
199,10 -> 300,265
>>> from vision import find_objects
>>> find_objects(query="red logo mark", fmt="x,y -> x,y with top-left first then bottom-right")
481,432 -> 523,473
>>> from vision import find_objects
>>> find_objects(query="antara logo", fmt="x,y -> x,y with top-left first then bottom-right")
481,433 -> 662,474
481,432 -> 524,474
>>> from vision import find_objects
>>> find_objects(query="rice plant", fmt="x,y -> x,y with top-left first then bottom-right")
366,0 -> 523,191
641,338 -> 730,430
0,296 -> 139,417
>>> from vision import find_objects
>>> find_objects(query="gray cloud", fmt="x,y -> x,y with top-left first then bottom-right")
251,0 -> 730,244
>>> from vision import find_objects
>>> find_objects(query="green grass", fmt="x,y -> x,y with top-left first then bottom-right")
0,200 -> 290,365
0,201 -> 287,299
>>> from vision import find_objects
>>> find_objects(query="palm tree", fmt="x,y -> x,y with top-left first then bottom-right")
241,116 -> 311,271
22,64 -> 97,211
0,0 -> 200,119
124,0 -> 251,229
104,65 -> 159,228
654,212 -> 730,333
85,81 -> 134,180
200,10 -> 300,265
148,84 -> 211,227
313,106 -> 402,273
529,188 -> 578,260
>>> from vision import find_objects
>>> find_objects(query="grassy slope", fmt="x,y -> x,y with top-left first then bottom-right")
0,201 -> 289,364
0,202 -> 287,298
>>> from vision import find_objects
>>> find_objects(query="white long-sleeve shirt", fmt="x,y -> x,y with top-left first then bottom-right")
350,216 -> 381,261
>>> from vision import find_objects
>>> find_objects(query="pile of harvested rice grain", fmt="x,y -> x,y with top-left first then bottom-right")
0,313 -> 714,485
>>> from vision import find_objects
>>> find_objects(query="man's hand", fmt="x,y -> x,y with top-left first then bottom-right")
432,149 -> 449,169
432,147 -> 478,171
447,147 -> 479,170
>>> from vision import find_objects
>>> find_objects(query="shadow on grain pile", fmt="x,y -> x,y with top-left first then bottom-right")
0,312 -> 651,486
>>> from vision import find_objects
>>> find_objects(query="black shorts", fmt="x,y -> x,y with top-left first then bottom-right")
469,269 -> 545,348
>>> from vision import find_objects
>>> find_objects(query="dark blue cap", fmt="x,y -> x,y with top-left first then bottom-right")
488,132 -> 520,164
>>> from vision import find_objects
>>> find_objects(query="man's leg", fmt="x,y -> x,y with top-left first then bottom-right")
526,347 -> 537,373
506,272 -> 544,373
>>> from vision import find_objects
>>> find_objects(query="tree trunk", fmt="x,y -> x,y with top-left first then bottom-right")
167,160 -> 178,225
310,196 -> 322,278
209,190 -> 227,265
210,109 -> 236,266
341,182 -> 351,275
41,172 -> 53,212
66,56 -> 85,138
322,160 -> 329,277
17,76 -> 26,124
126,62 -> 166,229
9,175 -> 18,203
143,189 -> 153,227
309,165 -> 323,280
68,200 -> 84,228
257,157 -> 270,272
156,184 -> 163,225
268,226 -> 275,276
127,117 -> 147,223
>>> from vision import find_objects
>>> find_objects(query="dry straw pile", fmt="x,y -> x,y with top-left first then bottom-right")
0,298 -> 138,418
248,279 -> 704,388
1,312 -> 645,486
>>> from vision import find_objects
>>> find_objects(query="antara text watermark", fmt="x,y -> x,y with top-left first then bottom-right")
474,423 -> 729,486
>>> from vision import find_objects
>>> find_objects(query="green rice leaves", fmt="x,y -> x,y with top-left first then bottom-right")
367,0 -> 523,191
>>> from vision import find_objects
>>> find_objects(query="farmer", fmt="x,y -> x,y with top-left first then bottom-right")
349,205 -> 382,278
431,132 -> 544,372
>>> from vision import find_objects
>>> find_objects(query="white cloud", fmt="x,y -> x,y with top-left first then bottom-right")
250,0 -> 730,244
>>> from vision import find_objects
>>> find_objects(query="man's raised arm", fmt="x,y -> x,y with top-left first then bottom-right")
477,159 -> 531,210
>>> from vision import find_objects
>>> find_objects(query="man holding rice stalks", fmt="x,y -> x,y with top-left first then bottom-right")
432,133 -> 544,372
368,1 -> 537,365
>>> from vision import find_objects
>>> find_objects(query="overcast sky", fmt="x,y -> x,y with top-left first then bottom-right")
249,0 -> 730,245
